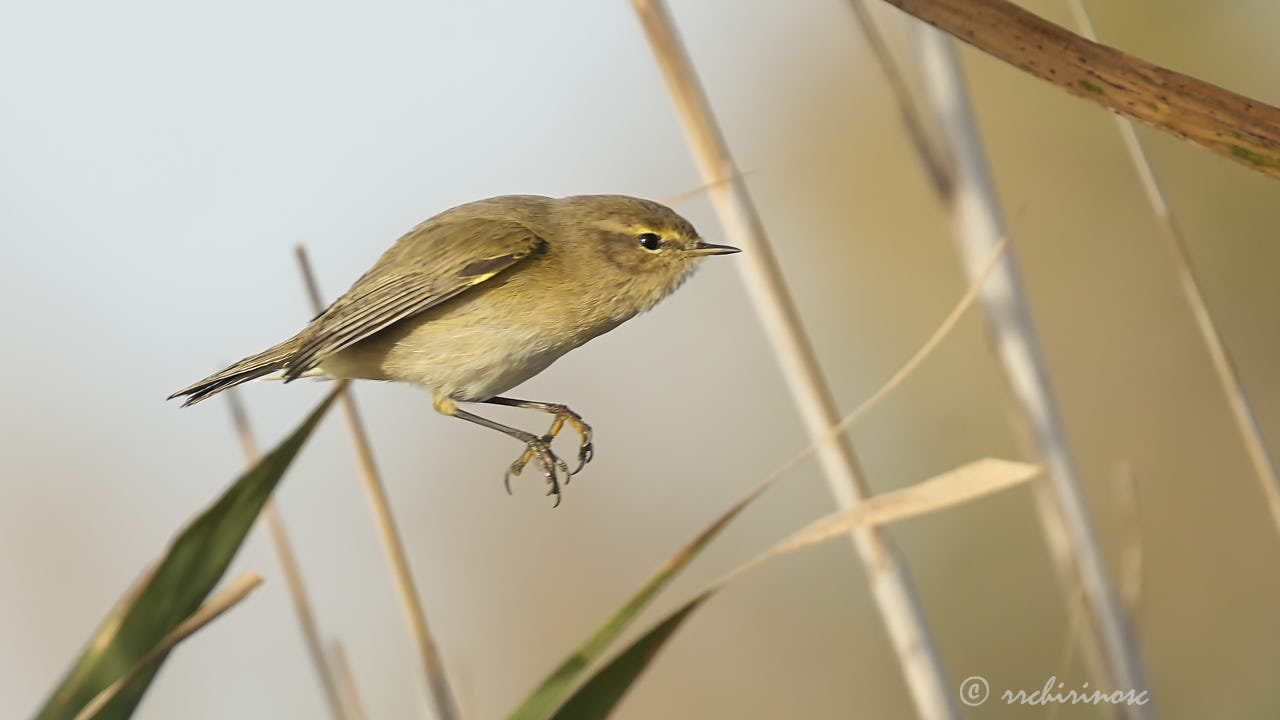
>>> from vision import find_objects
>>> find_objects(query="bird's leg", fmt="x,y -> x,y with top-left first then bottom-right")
483,396 -> 594,475
435,397 -> 570,505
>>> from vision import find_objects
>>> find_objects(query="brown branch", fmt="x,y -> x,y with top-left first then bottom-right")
881,0 -> 1280,178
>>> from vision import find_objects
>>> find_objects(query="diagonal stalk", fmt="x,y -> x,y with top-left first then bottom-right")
295,247 -> 461,720
630,2 -> 959,718
1068,0 -> 1280,537
227,390 -> 349,720
910,24 -> 1154,717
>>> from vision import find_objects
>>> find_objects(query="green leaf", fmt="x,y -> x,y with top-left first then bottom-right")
505,481 -> 771,720
549,595 -> 707,720
542,458 -> 1041,718
36,388 -> 341,720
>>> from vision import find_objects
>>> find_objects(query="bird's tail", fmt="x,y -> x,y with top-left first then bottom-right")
168,336 -> 305,407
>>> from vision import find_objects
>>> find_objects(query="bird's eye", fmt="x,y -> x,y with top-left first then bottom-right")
637,232 -> 663,251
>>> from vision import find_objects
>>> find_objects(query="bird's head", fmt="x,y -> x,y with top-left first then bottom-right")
557,194 -> 739,310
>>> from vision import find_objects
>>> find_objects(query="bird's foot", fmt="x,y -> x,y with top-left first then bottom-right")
542,407 -> 594,475
504,436 -> 571,507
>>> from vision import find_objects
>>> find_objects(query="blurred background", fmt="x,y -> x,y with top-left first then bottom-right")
3,0 -> 1279,717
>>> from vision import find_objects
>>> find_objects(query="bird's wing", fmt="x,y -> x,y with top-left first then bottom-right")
284,216 -> 544,378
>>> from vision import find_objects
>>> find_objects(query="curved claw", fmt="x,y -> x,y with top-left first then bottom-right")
565,418 -> 594,476
537,459 -> 562,507
505,436 -> 570,506
536,442 -> 570,493
572,441 -> 595,475
545,451 -> 569,503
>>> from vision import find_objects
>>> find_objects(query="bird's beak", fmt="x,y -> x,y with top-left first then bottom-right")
690,241 -> 741,256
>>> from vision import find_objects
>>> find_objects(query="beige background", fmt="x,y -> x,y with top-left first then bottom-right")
2,0 -> 1278,718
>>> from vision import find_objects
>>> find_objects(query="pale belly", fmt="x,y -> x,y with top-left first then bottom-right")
318,306 -> 588,402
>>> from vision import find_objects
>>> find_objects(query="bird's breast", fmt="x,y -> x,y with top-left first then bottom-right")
324,286 -> 629,402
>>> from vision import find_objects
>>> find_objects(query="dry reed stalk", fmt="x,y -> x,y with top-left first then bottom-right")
1044,461 -> 1146,720
844,0 -> 1117,701
728,459 -> 1042,584
845,0 -> 952,196
911,25 -> 1153,717
1111,462 -> 1144,623
72,572 -> 264,720
227,390 -> 349,720
630,2 -> 958,718
330,641 -> 371,720
295,246 -> 460,720
879,0 -> 1280,181
1067,0 -> 1280,537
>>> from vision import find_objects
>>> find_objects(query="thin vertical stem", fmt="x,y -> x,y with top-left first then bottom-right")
227,390 -> 349,720
846,0 -> 1114,696
845,0 -> 953,196
912,25 -> 1154,716
295,246 -> 461,720
630,3 -> 958,718
330,641 -> 371,720
1112,462 -> 1144,620
1068,0 -> 1280,536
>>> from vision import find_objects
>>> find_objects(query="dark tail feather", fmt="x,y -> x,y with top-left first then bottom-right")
169,337 -> 304,407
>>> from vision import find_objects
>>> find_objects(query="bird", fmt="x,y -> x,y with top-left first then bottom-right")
169,194 -> 739,504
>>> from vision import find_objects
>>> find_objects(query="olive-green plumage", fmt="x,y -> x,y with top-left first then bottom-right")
170,194 -> 738,502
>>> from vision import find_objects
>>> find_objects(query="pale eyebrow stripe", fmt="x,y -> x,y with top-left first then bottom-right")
591,218 -> 640,234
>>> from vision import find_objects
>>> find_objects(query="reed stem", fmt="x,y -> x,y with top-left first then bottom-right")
1068,0 -> 1280,538
631,2 -> 959,717
295,246 -> 461,720
227,390 -> 350,720
911,25 -> 1153,715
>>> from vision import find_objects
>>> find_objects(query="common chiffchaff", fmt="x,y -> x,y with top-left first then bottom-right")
171,194 -> 738,503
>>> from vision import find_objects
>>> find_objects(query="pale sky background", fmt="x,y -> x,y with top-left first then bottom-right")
3,1 -> 1280,718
